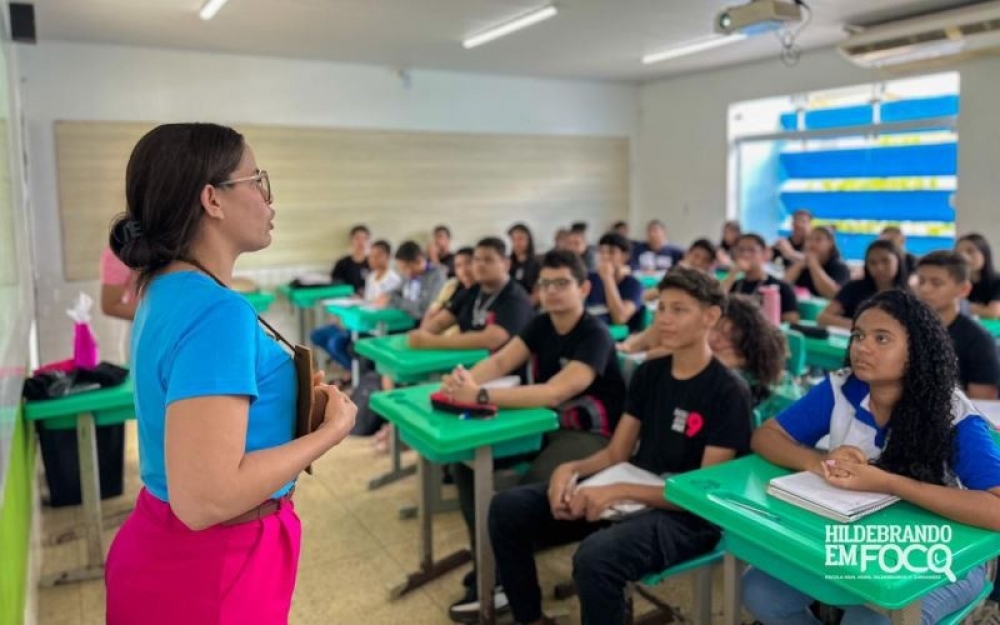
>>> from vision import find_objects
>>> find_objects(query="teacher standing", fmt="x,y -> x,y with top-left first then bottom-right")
105,123 -> 356,624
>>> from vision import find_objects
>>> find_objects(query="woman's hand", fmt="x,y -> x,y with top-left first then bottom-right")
317,384 -> 357,445
822,459 -> 895,495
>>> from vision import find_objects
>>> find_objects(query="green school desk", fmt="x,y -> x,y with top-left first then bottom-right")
23,379 -> 136,586
666,454 -> 1000,625
240,291 -> 275,314
370,384 -> 557,625
277,283 -> 355,343
353,334 -> 489,494
978,317 -> 1000,339
783,321 -> 849,371
636,272 -> 665,290
798,297 -> 829,322
325,302 -> 417,387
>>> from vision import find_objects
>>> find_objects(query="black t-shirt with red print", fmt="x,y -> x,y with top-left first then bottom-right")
625,355 -> 752,476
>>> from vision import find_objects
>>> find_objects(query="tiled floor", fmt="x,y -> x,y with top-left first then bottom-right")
36,423 -> 743,624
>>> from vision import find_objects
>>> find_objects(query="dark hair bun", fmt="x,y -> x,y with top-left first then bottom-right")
109,214 -> 165,271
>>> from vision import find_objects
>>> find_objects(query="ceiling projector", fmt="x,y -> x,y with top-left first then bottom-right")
715,0 -> 803,35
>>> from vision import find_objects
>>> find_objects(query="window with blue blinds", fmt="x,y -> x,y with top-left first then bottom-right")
732,74 -> 959,261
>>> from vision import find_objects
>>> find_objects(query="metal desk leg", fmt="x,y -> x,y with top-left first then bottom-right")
390,455 -> 472,598
399,463 -> 459,520
722,553 -> 745,625
368,422 -> 416,490
691,564 -> 713,625
889,601 -> 921,625
297,307 -> 308,346
350,330 -> 361,389
41,412 -> 105,586
475,445 -> 496,625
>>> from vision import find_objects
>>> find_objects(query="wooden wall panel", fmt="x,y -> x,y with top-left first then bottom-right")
56,121 -> 629,280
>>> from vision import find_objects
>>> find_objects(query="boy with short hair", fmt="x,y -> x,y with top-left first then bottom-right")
331,224 -> 371,294
916,251 -> 1000,399
488,267 -> 753,625
588,233 -> 645,333
440,250 -> 627,620
408,237 -> 534,351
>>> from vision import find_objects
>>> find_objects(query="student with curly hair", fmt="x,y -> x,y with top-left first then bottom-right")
745,289 -> 1000,624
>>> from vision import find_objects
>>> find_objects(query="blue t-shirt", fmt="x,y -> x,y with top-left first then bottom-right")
776,370 -> 1000,491
131,272 -> 297,502
586,273 -> 645,332
629,242 -> 684,271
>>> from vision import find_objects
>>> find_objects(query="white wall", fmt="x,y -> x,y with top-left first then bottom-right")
637,47 -> 1000,247
19,41 -> 638,362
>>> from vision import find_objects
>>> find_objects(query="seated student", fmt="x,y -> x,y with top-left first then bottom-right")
408,237 -> 535,351
552,227 -> 570,254
772,208 -> 812,271
629,219 -> 684,272
311,240 -> 401,374
488,268 -> 753,625
682,238 -> 718,274
717,220 -> 741,267
422,247 -> 475,332
956,233 -> 1000,319
439,250 -> 627,620
744,289 -> 1000,625
566,223 -> 597,272
818,240 -> 908,330
917,251 -> 1000,400
587,233 -> 645,333
331,224 -> 371,294
508,223 -> 541,305
388,240 -> 448,321
879,225 -> 918,277
611,220 -> 629,238
783,225 -> 851,299
722,233 -> 799,323
429,224 -> 456,277
621,294 -> 785,405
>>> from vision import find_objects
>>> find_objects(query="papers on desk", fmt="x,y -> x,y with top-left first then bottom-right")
973,400 -> 1000,429
322,297 -> 361,308
827,326 -> 852,338
767,471 -> 899,523
587,304 -> 609,316
576,462 -> 666,521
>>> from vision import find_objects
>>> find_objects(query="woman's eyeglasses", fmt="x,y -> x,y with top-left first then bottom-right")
217,170 -> 272,204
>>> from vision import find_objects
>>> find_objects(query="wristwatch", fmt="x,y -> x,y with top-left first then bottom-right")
476,387 -> 490,405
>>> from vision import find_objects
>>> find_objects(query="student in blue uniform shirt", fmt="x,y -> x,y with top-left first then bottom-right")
745,289 -> 1000,625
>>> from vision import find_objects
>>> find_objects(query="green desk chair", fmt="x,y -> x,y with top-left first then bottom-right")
785,328 -> 808,378
626,544 -> 725,625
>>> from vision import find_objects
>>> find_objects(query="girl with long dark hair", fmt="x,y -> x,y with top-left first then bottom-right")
745,289 -> 1000,624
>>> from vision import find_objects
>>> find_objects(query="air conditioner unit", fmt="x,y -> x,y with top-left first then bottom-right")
839,0 -> 1000,69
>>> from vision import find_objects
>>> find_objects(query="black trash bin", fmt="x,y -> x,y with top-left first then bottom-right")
36,421 -> 125,507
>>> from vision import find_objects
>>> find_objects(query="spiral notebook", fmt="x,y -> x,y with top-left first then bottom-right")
767,471 -> 899,523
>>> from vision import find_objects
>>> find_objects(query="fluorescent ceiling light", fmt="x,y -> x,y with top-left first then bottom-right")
642,33 -> 747,64
199,0 -> 231,21
463,5 -> 558,49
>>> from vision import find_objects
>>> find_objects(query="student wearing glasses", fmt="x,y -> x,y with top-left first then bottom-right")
723,233 -> 799,324
439,250 -> 627,621
104,123 -> 356,624
487,268 -> 752,625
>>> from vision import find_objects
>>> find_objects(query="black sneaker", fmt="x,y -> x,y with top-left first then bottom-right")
448,585 -> 509,623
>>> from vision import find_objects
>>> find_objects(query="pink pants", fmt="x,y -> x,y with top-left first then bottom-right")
106,488 -> 301,625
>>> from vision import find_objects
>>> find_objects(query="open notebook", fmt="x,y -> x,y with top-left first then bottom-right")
576,462 -> 667,521
767,471 -> 899,523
